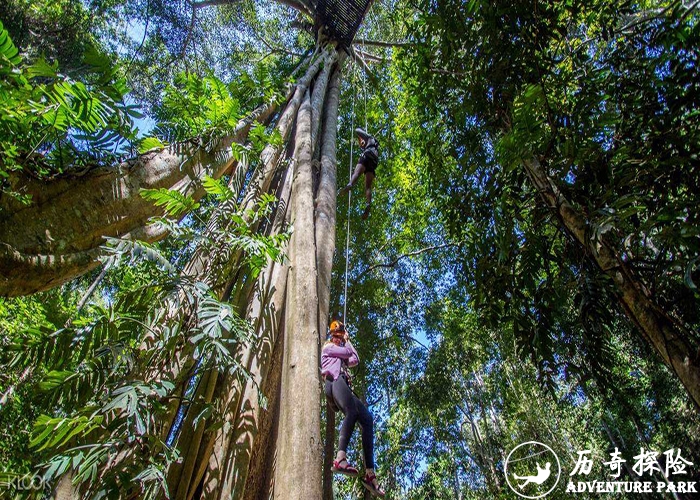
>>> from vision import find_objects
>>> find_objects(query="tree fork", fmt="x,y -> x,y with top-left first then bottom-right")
0,99 -> 280,297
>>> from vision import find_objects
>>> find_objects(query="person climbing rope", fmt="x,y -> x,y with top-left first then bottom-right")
339,128 -> 379,220
321,320 -> 385,497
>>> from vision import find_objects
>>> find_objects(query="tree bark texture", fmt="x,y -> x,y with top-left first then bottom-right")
0,100 -> 281,297
523,157 -> 700,410
273,85 -> 322,498
34,37 -> 342,500
322,402 -> 337,500
146,43 -> 342,500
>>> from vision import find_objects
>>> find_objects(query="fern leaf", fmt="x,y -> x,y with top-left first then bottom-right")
140,188 -> 200,217
30,415 -> 103,451
202,175 -> 234,200
0,20 -> 20,67
100,237 -> 175,273
25,57 -> 58,79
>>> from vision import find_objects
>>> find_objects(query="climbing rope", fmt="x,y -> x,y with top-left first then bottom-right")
342,50 -> 370,322
361,39 -> 368,131
342,62 -> 357,322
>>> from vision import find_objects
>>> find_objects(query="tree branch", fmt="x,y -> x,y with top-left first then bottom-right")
429,66 -> 467,77
354,48 -> 386,64
356,242 -> 460,280
193,0 -> 236,8
194,0 -> 313,18
0,99 -> 283,297
180,1 -> 199,58
353,38 -> 415,48
350,46 -> 379,85
256,31 -> 305,58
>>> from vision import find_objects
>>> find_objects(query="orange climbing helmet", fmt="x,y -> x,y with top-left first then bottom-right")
329,320 -> 346,337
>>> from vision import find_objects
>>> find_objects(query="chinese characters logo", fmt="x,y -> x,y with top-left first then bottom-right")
566,447 -> 695,494
505,444 -> 696,497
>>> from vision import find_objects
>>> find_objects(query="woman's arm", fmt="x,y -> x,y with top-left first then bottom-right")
345,340 -> 360,367
323,343 -> 356,360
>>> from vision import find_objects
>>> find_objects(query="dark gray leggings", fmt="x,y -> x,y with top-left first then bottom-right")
327,375 -> 374,469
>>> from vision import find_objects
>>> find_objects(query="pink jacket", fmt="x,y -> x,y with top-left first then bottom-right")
321,341 -> 359,380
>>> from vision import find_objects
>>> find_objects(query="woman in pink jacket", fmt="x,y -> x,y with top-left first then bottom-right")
321,320 -> 385,497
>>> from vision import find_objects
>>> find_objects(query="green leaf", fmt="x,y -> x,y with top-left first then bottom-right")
25,57 -> 58,79
30,415 -> 103,451
202,175 -> 234,200
138,137 -> 166,154
0,20 -> 21,66
100,236 -> 176,273
38,370 -> 77,391
140,188 -> 200,217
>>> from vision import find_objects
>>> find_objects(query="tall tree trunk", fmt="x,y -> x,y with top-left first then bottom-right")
274,85 -> 322,498
154,42 -> 342,500
44,33 -> 345,499
156,51 -> 327,500
315,61 -> 342,338
523,157 -> 700,409
317,65 -> 342,500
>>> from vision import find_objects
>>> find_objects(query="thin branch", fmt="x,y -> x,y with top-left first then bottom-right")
354,48 -> 387,64
194,0 -> 313,18
429,66 -> 467,77
680,0 -> 700,21
193,0 -> 236,8
353,38 -> 415,48
257,33 -> 305,58
350,46 -> 379,86
617,0 -> 698,33
76,267 -> 109,313
147,0 -> 198,76
123,0 -> 151,78
356,242 -> 461,280
180,1 -> 198,58
406,334 -> 430,351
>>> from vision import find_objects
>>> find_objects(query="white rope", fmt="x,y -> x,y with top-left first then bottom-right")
342,51 -> 371,322
343,62 -> 357,322
361,39 -> 368,131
